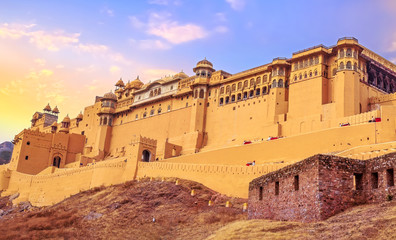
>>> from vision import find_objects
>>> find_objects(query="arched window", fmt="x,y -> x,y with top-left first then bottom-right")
225,96 -> 230,104
279,68 -> 284,75
142,150 -> 151,162
353,50 -> 357,59
304,72 -> 307,78
250,78 -> 255,87
220,87 -> 224,94
299,61 -> 303,69
294,63 -> 298,70
226,85 -> 231,94
314,69 -> 318,76
238,82 -> 242,90
304,60 -> 308,67
263,87 -> 267,94
149,91 -> 153,97
103,117 -> 108,125
150,109 -> 154,116
249,90 -> 254,97
143,112 -> 147,118
353,63 -> 357,70
237,93 -> 242,101
278,79 -> 284,88
346,61 -> 352,69
271,80 -> 277,88
256,88 -> 260,96
263,75 -> 268,82
194,89 -> 198,98
167,105 -> 171,111
154,89 -> 158,95
158,108 -> 162,114
346,48 -> 352,57
340,49 -> 345,58
232,84 -> 236,92
199,89 -> 204,98
220,98 -> 224,105
309,58 -> 313,66
231,95 -> 235,102
299,74 -> 302,80
108,117 -> 112,126
315,56 -> 319,64
294,75 -> 297,81
309,71 -> 312,77
243,91 -> 248,99
186,102 -> 188,107
332,68 -> 337,76
244,80 -> 248,88
339,62 -> 344,70
158,88 -> 161,95
256,77 -> 261,85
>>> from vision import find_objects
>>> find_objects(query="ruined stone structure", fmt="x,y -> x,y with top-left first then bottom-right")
4,37 -> 396,206
248,153 -> 396,222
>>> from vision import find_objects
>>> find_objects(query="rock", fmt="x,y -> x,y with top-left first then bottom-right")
84,211 -> 103,220
9,193 -> 19,201
18,201 -> 32,212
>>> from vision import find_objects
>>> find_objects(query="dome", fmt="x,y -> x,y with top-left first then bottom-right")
43,103 -> 51,112
130,76 -> 144,89
115,78 -> 125,87
196,58 -> 213,68
174,71 -> 189,79
62,114 -> 70,123
103,91 -> 117,100
52,106 -> 59,114
76,112 -> 83,120
125,81 -> 132,89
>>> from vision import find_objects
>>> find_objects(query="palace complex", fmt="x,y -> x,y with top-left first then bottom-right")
3,37 -> 396,207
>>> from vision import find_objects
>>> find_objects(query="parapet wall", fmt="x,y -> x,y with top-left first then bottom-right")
137,161 -> 288,198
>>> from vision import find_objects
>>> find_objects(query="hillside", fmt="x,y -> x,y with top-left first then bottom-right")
0,141 -> 13,165
0,178 -> 396,240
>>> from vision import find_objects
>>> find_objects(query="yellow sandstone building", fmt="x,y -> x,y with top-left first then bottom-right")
3,37 -> 396,206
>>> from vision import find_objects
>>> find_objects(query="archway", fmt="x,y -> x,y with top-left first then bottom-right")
142,150 -> 151,162
53,156 -> 61,168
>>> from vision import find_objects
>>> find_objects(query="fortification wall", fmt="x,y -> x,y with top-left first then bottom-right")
137,161 -> 288,198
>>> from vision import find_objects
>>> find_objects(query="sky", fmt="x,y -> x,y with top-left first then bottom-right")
1,0 -> 396,142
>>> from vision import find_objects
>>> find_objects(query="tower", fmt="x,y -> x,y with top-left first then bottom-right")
95,91 -> 117,159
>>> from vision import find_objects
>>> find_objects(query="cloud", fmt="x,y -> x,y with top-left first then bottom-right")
226,0 -> 246,10
34,58 -> 46,66
0,23 -> 80,51
214,26 -> 228,33
130,38 -> 171,50
77,43 -> 109,54
141,68 -> 178,81
110,65 -> 121,74
101,7 -> 114,17
215,13 -> 227,22
131,12 -> 208,44
148,0 -> 182,6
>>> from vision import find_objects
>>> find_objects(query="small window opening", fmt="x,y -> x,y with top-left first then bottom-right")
353,173 -> 363,190
387,169 -> 394,187
259,186 -> 263,200
294,175 -> 299,191
26,141 -> 30,145
275,181 -> 279,195
371,172 -> 379,189
25,156 -> 28,160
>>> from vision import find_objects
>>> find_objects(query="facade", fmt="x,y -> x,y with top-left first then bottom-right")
3,37 -> 396,205
248,153 -> 396,222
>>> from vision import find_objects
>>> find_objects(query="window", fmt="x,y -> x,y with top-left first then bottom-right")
256,88 -> 260,96
250,78 -> 255,87
27,141 -> 30,145
244,80 -> 248,88
333,68 -> 337,76
249,90 -> 254,98
186,102 -> 188,107
279,68 -> 284,75
304,72 -> 307,78
226,86 -> 231,94
225,96 -> 230,104
158,108 -> 162,114
309,58 -> 313,66
387,169 -> 394,187
339,62 -> 344,70
135,114 -> 138,120
231,95 -> 235,102
346,48 -> 352,57
340,49 -> 345,58
371,172 -> 379,189
259,186 -> 263,200
294,75 -> 297,81
314,70 -> 318,76
256,77 -> 261,85
309,71 -> 312,77
263,75 -> 268,82
149,91 -> 153,97
353,173 -> 363,190
278,79 -> 283,88
346,61 -> 352,69
299,61 -> 303,69
167,105 -> 171,111
238,82 -> 242,90
232,84 -> 236,92
237,93 -> 242,101
271,80 -> 276,88
299,74 -> 302,80
220,87 -> 225,94
263,87 -> 267,94
199,89 -> 204,98
275,181 -> 279,195
81,131 -> 85,135
243,92 -> 248,99
294,175 -> 299,191
294,63 -> 298,71
25,156 -> 28,160
315,56 -> 319,64
220,98 -> 224,105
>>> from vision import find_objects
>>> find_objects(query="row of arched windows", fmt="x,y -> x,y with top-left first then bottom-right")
294,56 -> 319,71
272,67 -> 285,76
194,89 -> 205,99
149,88 -> 162,97
139,105 -> 172,120
339,48 -> 358,59
100,116 -> 113,126
293,69 -> 319,81
219,86 -> 270,105
338,61 -> 358,70
220,75 -> 269,95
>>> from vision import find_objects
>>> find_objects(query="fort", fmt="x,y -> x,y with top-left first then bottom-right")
3,37 -> 396,209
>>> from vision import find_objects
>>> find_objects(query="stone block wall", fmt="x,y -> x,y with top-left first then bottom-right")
248,153 -> 396,222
